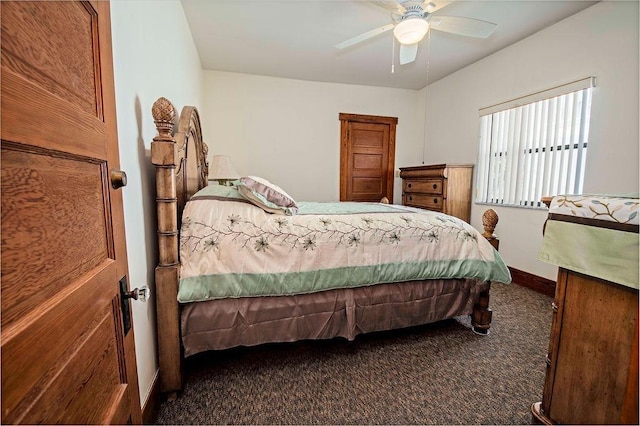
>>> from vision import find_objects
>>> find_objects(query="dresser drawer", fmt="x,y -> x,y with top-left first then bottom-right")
404,193 -> 444,210
403,179 -> 443,195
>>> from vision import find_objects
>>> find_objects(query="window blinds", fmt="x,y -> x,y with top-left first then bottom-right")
479,77 -> 595,116
476,77 -> 595,208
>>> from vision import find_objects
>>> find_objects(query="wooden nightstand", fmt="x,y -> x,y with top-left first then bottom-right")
399,164 -> 473,222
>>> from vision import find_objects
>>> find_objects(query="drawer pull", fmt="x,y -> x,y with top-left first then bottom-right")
551,302 -> 558,312
407,183 -> 412,188
433,198 -> 438,204
545,354 -> 552,366
409,196 -> 413,201
433,183 -> 437,189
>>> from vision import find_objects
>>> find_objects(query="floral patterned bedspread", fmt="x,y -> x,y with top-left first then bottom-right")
178,188 -> 511,303
539,193 -> 639,289
549,194 -> 639,225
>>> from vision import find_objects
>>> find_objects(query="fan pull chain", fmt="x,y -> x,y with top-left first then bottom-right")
391,36 -> 395,73
422,30 -> 431,164
425,30 -> 431,83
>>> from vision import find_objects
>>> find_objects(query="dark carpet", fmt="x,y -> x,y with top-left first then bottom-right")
155,283 -> 553,425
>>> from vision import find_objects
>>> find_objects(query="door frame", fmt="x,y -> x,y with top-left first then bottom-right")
339,113 -> 397,202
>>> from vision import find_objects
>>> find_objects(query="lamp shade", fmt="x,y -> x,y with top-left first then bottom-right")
393,18 -> 429,45
210,155 -> 239,180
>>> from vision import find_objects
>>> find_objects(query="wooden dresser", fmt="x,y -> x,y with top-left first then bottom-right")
532,195 -> 639,425
399,164 -> 473,222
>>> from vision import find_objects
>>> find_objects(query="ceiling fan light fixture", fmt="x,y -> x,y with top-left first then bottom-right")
393,18 -> 429,45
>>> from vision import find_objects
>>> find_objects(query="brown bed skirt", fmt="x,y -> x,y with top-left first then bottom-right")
181,278 -> 490,356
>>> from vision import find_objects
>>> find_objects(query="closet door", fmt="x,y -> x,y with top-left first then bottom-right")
1,1 -> 142,423
339,113 -> 397,202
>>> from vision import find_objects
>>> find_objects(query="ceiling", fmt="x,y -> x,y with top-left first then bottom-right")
181,0 -> 598,90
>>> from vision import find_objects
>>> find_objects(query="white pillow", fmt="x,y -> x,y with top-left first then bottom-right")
237,176 -> 298,215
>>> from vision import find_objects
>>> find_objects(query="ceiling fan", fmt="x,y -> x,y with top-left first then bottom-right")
336,0 -> 497,65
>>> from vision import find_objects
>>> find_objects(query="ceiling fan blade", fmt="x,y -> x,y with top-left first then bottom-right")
429,16 -> 497,38
423,1 -> 453,14
370,0 -> 406,14
399,43 -> 418,65
335,23 -> 395,49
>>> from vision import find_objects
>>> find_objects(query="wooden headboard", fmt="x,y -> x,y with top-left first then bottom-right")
150,97 -> 208,396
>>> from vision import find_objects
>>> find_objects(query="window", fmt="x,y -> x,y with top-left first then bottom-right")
476,77 -> 595,208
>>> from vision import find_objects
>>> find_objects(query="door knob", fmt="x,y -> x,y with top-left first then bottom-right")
124,285 -> 150,302
111,169 -> 127,189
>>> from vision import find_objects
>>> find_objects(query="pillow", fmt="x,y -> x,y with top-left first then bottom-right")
191,182 -> 244,200
237,176 -> 298,215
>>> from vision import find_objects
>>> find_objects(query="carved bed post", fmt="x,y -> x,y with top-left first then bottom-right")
472,290 -> 492,335
151,98 -> 182,398
472,209 -> 500,335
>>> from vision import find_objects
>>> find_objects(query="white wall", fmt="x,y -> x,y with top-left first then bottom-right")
110,0 -> 203,407
423,1 -> 639,280
203,72 -> 426,203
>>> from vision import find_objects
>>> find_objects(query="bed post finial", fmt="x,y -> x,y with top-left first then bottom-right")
152,97 -> 176,141
482,208 -> 498,238
481,208 -> 500,251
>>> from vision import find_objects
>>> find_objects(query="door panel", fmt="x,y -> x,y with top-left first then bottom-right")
352,127 -> 384,148
1,261 -> 118,423
353,153 -> 383,170
1,1 -> 102,118
1,144 -> 111,327
1,1 -> 141,424
352,178 -> 383,195
16,302 -> 124,425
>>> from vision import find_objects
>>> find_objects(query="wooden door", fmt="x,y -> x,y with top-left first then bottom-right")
1,1 -> 142,424
339,113 -> 397,202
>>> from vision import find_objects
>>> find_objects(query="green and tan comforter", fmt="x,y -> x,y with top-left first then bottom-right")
178,185 -> 511,303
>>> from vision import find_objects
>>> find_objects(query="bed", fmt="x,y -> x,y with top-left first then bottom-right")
150,97 -> 511,397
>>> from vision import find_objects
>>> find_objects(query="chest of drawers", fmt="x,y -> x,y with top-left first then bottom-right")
399,164 -> 473,222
